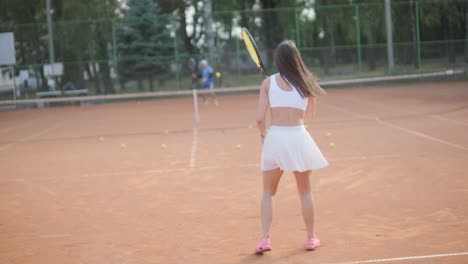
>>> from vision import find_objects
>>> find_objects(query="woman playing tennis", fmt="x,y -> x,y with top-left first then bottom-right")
255,40 -> 328,253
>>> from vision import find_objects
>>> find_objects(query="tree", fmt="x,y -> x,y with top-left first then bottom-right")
0,0 -> 50,91
409,0 -> 419,68
0,0 -> 120,94
314,0 -> 358,73
56,1 -> 120,94
465,1 -> 468,63
259,0 -> 288,66
117,0 -> 173,91
203,0 -> 215,58
155,0 -> 198,55
361,1 -> 384,71
176,0 -> 197,55
420,0 -> 465,64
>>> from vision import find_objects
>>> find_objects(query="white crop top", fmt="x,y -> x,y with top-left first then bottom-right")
268,73 -> 308,110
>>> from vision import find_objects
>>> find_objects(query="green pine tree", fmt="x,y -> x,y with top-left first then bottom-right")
117,0 -> 173,91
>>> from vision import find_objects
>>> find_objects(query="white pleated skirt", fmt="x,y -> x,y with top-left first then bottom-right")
261,125 -> 328,172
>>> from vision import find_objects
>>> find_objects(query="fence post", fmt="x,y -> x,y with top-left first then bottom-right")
415,0 -> 421,68
46,0 -> 57,91
385,0 -> 395,74
235,36 -> 241,77
46,0 -> 55,79
295,6 -> 301,49
355,4 -> 362,73
10,66 -> 16,103
173,18 -> 180,90
112,20 -> 117,65
111,20 -> 118,90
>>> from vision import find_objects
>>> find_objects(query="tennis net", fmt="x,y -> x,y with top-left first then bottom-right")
0,69 -> 466,124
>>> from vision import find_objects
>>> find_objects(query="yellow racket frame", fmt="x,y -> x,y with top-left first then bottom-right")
241,27 -> 267,78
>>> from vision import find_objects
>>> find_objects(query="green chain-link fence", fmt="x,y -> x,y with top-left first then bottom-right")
1,0 -> 467,101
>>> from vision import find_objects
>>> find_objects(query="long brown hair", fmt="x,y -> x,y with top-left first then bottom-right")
274,40 -> 326,98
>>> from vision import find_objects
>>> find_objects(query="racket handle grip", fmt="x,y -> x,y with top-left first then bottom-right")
261,68 -> 268,79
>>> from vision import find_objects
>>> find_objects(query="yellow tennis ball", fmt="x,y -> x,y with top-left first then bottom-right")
326,132 -> 332,137
235,144 -> 241,150
329,142 -> 335,148
161,143 -> 167,149
215,72 -> 221,78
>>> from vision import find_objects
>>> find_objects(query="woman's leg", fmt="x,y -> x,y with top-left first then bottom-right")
261,168 -> 283,238
293,170 -> 316,236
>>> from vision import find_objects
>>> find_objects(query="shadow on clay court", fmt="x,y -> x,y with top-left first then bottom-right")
234,247 -> 317,264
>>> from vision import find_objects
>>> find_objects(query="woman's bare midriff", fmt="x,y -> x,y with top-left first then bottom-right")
269,107 -> 305,126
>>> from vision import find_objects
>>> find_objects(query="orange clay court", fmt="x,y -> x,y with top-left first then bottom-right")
0,81 -> 467,264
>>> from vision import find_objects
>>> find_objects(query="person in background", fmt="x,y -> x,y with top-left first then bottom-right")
193,60 -> 219,106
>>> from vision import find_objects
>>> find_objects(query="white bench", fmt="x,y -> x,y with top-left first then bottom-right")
35,89 -> 89,107
36,91 -> 62,97
63,89 -> 88,96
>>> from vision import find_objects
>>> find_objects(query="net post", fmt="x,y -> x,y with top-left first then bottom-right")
415,0 -> 421,68
355,4 -> 362,73
192,89 -> 200,127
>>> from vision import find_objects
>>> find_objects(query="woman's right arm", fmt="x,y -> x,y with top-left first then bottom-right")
256,78 -> 270,140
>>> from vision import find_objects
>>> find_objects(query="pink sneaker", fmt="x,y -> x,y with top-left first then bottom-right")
305,235 -> 320,251
255,235 -> 272,254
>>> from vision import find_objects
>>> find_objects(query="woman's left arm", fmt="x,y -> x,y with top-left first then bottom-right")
256,78 -> 270,140
305,96 -> 316,125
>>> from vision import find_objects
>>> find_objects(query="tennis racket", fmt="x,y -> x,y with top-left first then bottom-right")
241,27 -> 268,79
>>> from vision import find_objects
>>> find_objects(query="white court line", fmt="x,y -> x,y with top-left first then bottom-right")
189,128 -> 199,169
381,121 -> 466,150
0,122 -> 63,153
82,171 -> 141,178
328,154 -> 401,162
321,103 -> 467,151
143,168 -> 189,174
74,154 -> 402,179
0,123 -> 29,134
229,155 -> 402,167
431,115 -> 468,126
144,165 -> 223,174
1,153 -> 403,182
20,123 -> 62,142
340,97 -> 468,127
0,143 -> 13,152
0,117 -> 41,134
80,165 -> 225,178
336,251 -> 468,264
39,234 -> 71,238
322,103 -> 369,119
